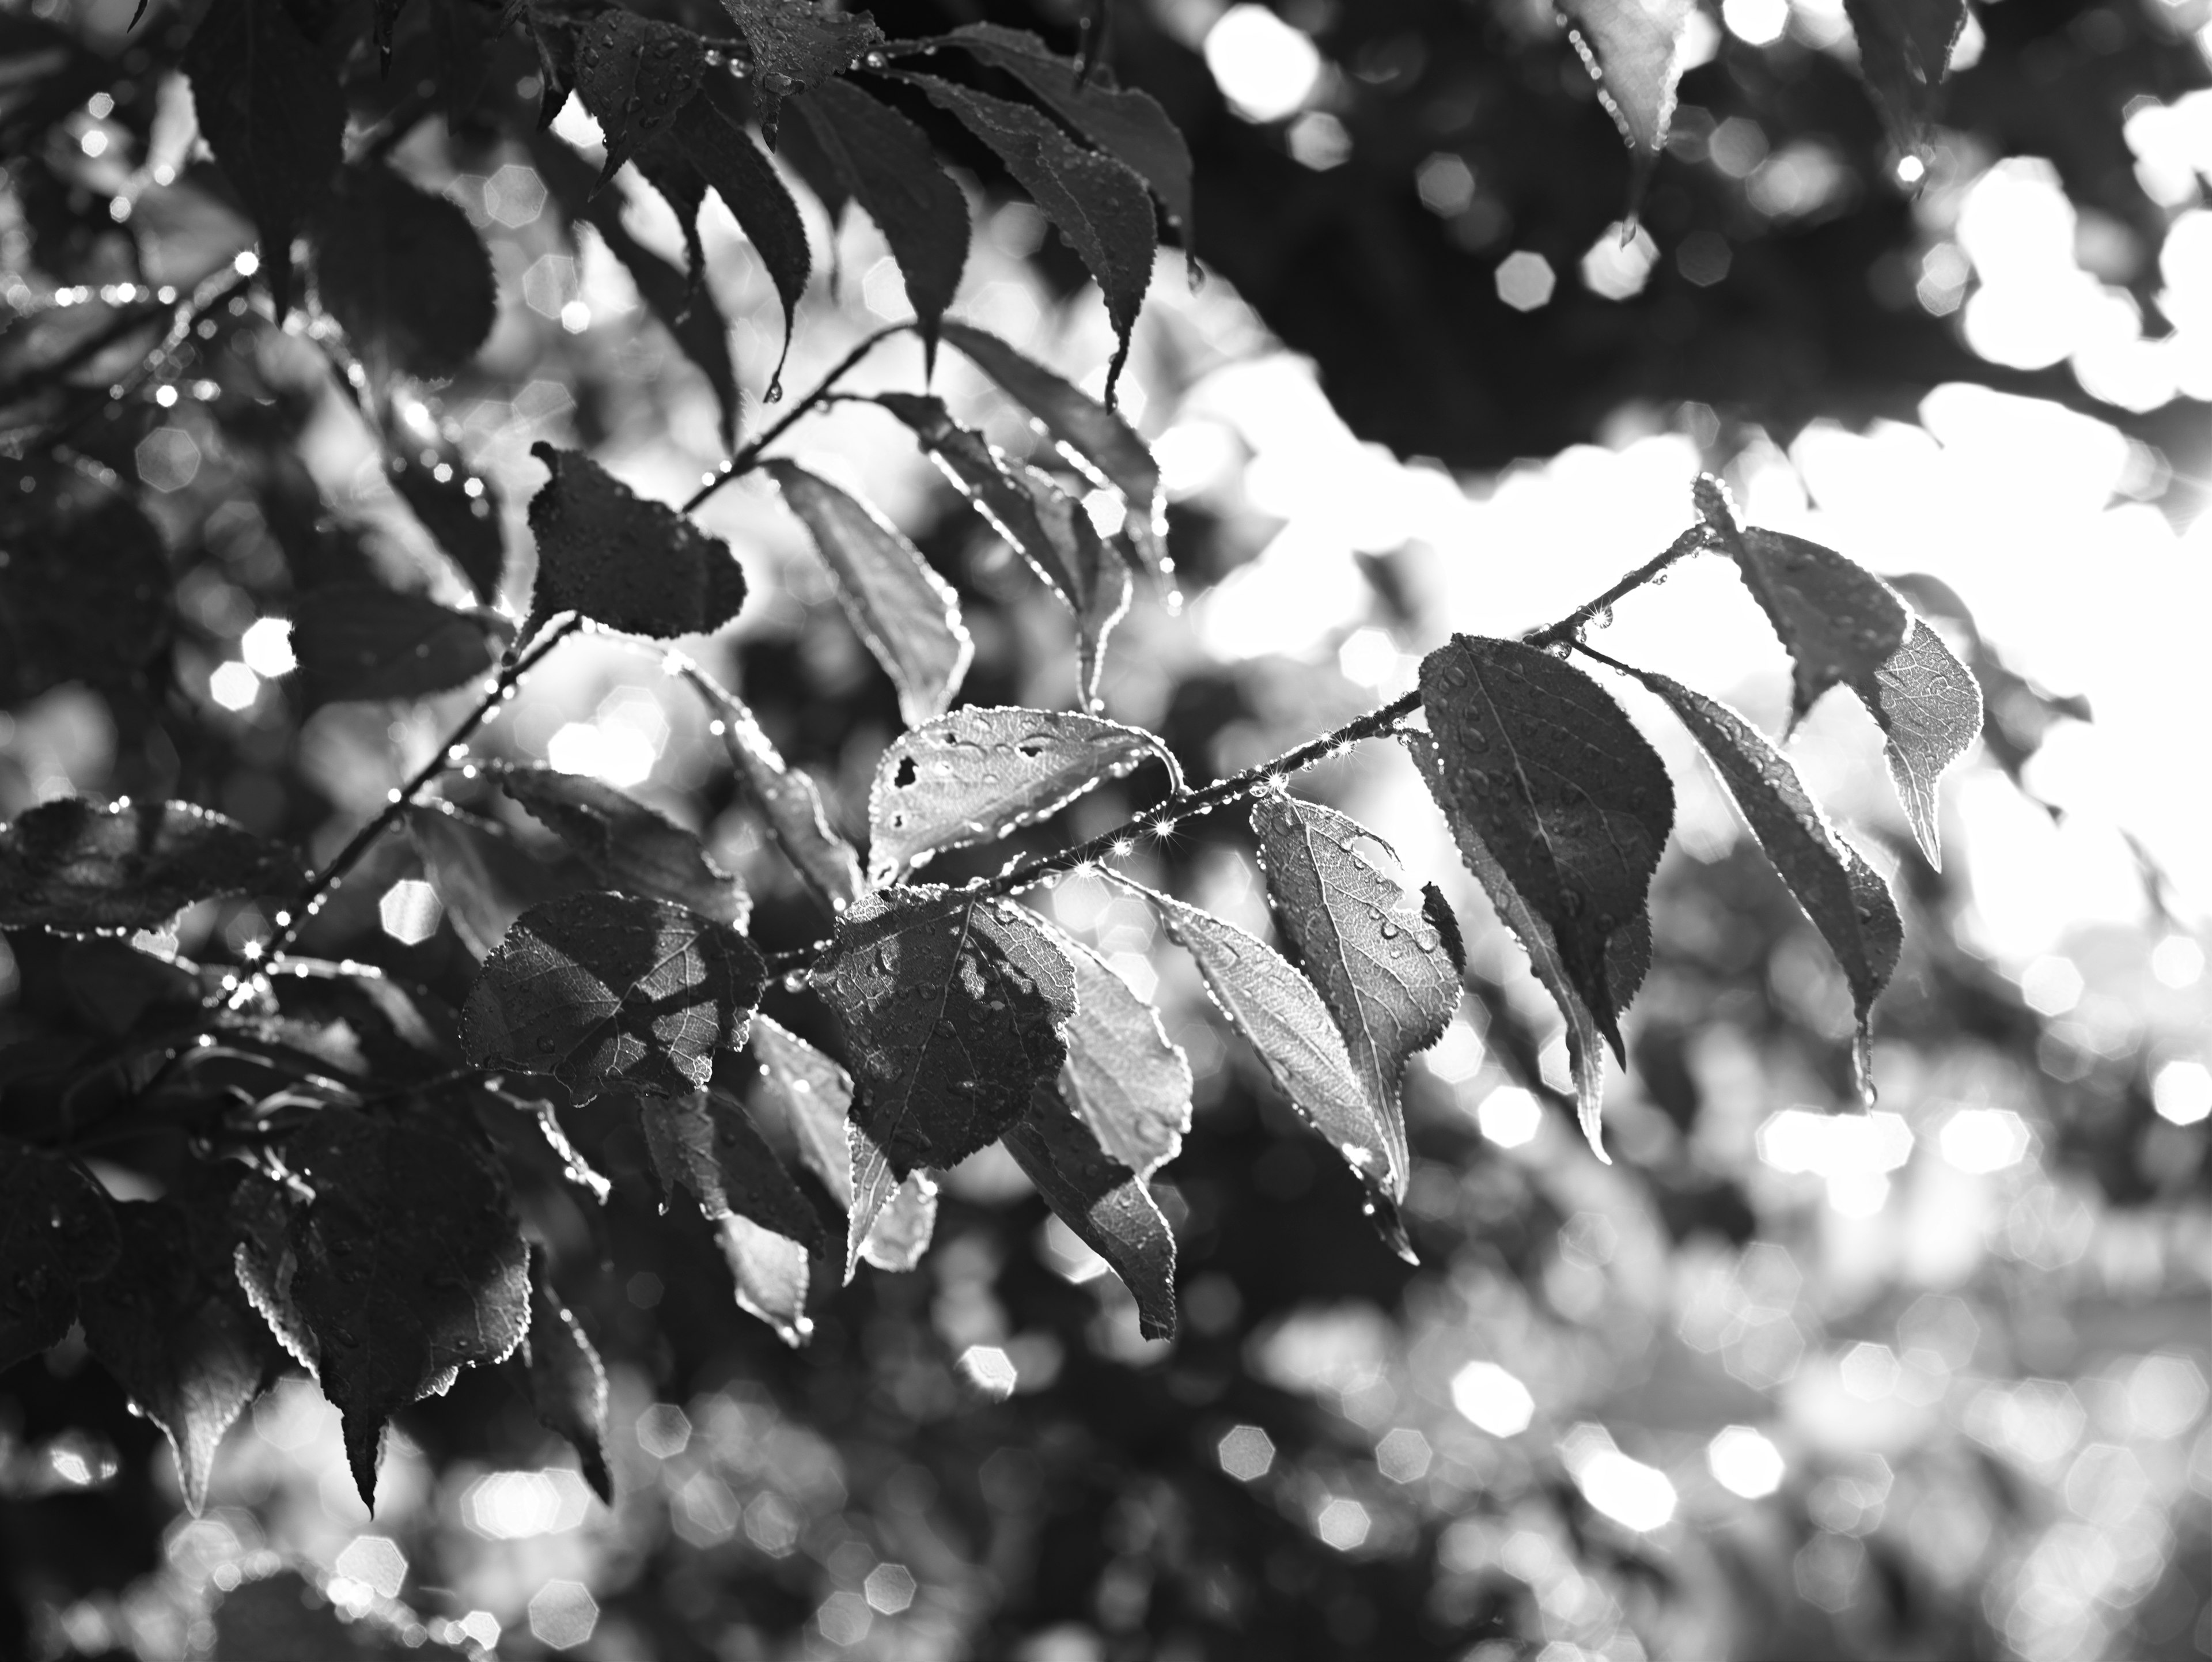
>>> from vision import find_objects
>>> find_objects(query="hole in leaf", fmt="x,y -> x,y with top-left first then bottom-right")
894,756 -> 918,788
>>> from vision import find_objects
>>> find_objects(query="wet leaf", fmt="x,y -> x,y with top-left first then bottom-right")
815,887 -> 1077,1273
407,801 -> 563,961
499,763 -> 748,927
0,1145 -> 118,1372
1559,0 -> 1694,157
383,414 -> 506,604
1844,0 -> 1968,153
0,454 -> 169,703
722,0 -> 883,145
526,443 -> 749,641
866,705 -> 1179,884
670,85 -> 811,391
1005,1083 -> 1177,1339
290,582 -> 508,705
685,673 -> 865,911
572,9 -> 706,182
717,1212 -> 816,1346
1052,928 -> 1191,1176
0,797 -> 302,933
314,164 -> 497,381
462,891 -> 767,1102
1852,614 -> 1982,868
856,1173 -> 938,1271
512,1244 -> 612,1504
637,1085 -> 823,1247
763,461 -> 970,728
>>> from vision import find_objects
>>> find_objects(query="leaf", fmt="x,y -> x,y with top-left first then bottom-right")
637,1086 -> 823,1247
499,763 -> 748,927
1843,0 -> 1968,153
383,413 -> 507,604
691,681 -> 865,911
856,1173 -> 938,1271
232,1108 -> 530,1510
1852,615 -> 1982,868
815,887 -> 1077,1274
461,891 -> 767,1102
1416,635 -> 1673,1063
763,461 -> 971,729
669,86 -> 812,392
513,1244 -> 612,1504
897,74 -> 1156,395
717,1213 -> 816,1347
290,582 -> 508,705
722,0 -> 884,145
0,454 -> 169,703
526,443 -> 749,641
78,1169 -> 281,1515
0,1146 -> 118,1372
866,706 -> 1179,884
1116,875 -> 1408,1256
1625,667 -> 1903,1091
572,10 -> 706,183
938,321 -> 1168,580
787,78 -> 968,351
313,164 -> 498,381
1005,1084 -> 1177,1339
1250,792 -> 1459,1202
1053,930 -> 1191,1176
407,801 -> 561,960
0,797 -> 302,932
942,23 -> 1194,236
182,0 -> 344,315
1559,0 -> 1694,157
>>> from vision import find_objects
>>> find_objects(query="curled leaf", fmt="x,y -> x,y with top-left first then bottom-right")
1005,1084 -> 1177,1340
526,444 -> 748,641
407,801 -> 562,961
0,797 -> 302,933
499,763 -> 748,927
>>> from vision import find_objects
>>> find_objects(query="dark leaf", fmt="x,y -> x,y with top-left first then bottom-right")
313,164 -> 497,381
1005,1083 -> 1176,1339
462,891 -> 767,1101
526,443 -> 749,641
572,10 -> 706,183
1844,0 -> 1968,153
637,1085 -> 823,1247
763,461 -> 970,728
0,797 -> 302,932
1052,927 -> 1191,1176
1852,615 -> 1982,868
0,1146 -> 118,1372
253,958 -> 466,1081
383,411 -> 506,603
513,1244 -> 612,1504
183,0 -> 344,315
866,706 -> 1179,884
373,0 -> 408,62
407,801 -> 563,960
500,763 -> 748,927
631,137 -> 710,290
722,0 -> 883,145
669,86 -> 812,391
1559,0 -> 1694,157
291,582 -> 508,705
0,454 -> 169,703
692,682 -> 865,911
815,887 -> 1077,1273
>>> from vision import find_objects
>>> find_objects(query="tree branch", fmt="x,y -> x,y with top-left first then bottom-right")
681,323 -> 912,514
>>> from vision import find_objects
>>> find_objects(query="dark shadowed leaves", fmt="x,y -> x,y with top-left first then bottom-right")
526,444 -> 748,641
573,10 -> 706,182
0,454 -> 169,702
314,165 -> 497,381
696,683 -> 864,911
463,892 -> 767,1101
0,1146 -> 117,1372
500,763 -> 748,927
723,0 -> 883,144
1559,0 -> 1694,157
0,797 -> 302,932
638,1086 -> 823,1245
513,1245 -> 612,1504
866,706 -> 1177,884
1005,1084 -> 1177,1339
291,583 -> 507,705
1853,615 -> 1983,868
1844,0 -> 1968,152
763,461 -> 970,728
183,0 -> 343,315
815,888 -> 1077,1273
384,415 -> 506,604
670,86 -> 811,389
1252,792 -> 1459,1203
407,801 -> 563,960
1054,929 -> 1191,1176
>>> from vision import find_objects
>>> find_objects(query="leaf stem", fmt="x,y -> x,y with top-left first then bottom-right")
683,324 -> 914,514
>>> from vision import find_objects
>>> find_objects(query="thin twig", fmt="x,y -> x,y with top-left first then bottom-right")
1523,525 -> 1713,648
40,269 -> 255,452
681,323 -> 912,514
0,298 -> 173,411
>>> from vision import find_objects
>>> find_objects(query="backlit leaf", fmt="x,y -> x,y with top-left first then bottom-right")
684,673 -> 865,911
670,86 -> 812,391
526,444 -> 749,641
1052,928 -> 1191,1176
462,891 -> 767,1101
722,0 -> 883,145
866,705 -> 1179,884
1844,0 -> 1968,153
500,763 -> 748,927
1852,614 -> 1982,868
0,1145 -> 118,1372
291,582 -> 507,705
314,164 -> 497,381
0,454 -> 169,703
512,1244 -> 612,1504
0,797 -> 302,933
573,10 -> 706,182
1005,1084 -> 1177,1339
1559,0 -> 1694,157
855,1173 -> 938,1272
717,1213 -> 816,1346
763,461 -> 970,728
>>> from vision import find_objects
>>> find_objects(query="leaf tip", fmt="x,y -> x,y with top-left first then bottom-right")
342,1413 -> 385,1515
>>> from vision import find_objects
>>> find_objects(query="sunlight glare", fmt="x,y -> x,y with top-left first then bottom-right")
1707,1426 -> 1786,1498
1204,5 -> 1322,123
1451,1361 -> 1536,1436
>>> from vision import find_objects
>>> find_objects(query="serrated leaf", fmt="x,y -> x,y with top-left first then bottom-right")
1844,0 -> 1968,153
763,461 -> 970,729
1707,507 -> 1910,729
722,0 -> 883,145
78,1169 -> 280,1515
1417,635 -> 1673,1066
1626,667 -> 1903,1091
291,582 -> 508,705
232,1108 -> 530,1510
526,443 -> 749,641
788,78 -> 968,351
1118,875 -> 1407,1254
499,764 -> 748,927
866,706 -> 1179,884
631,136 -> 711,292
183,0 -> 344,316
938,321 -> 1167,579
462,891 -> 767,1102
694,685 -> 865,910
314,164 -> 497,381
0,797 -> 302,932
573,10 -> 706,183
0,455 -> 169,703
513,1244 -> 611,1504
637,1086 -> 823,1247
0,1145 -> 118,1372
1559,0 -> 1694,157
1251,792 -> 1459,1202
815,887 -> 1077,1274
943,22 -> 1194,236
898,74 -> 1155,395
1852,614 -> 1982,868
407,801 -> 561,960
1005,1084 -> 1176,1339
670,85 -> 812,391
1052,929 -> 1191,1176
384,414 -> 506,603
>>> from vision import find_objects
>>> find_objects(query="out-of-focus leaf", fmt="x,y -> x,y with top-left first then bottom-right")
208,1566 -> 471,1658
525,444 -> 748,641
717,1213 -> 815,1347
407,801 -> 562,961
866,705 -> 1178,884
499,763 -> 748,927
1005,1084 -> 1176,1339
512,1244 -> 612,1504
1251,792 -> 1459,1204
815,888 -> 1076,1273
763,461 -> 970,728
722,0 -> 882,144
573,9 -> 705,182
0,1146 -> 118,1372
1853,615 -> 1983,868
314,164 -> 497,381
1559,0 -> 1694,158
383,410 -> 506,603
684,672 -> 865,911
290,582 -> 508,705
0,454 -> 169,703
1844,0 -> 1968,152
637,1085 -> 823,1247
0,797 -> 301,933
671,85 -> 811,391
183,0 -> 344,315
462,892 -> 767,1101
1051,927 -> 1191,1176
856,1173 -> 937,1271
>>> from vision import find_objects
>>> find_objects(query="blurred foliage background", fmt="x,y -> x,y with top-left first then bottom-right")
7,0 -> 2212,1659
